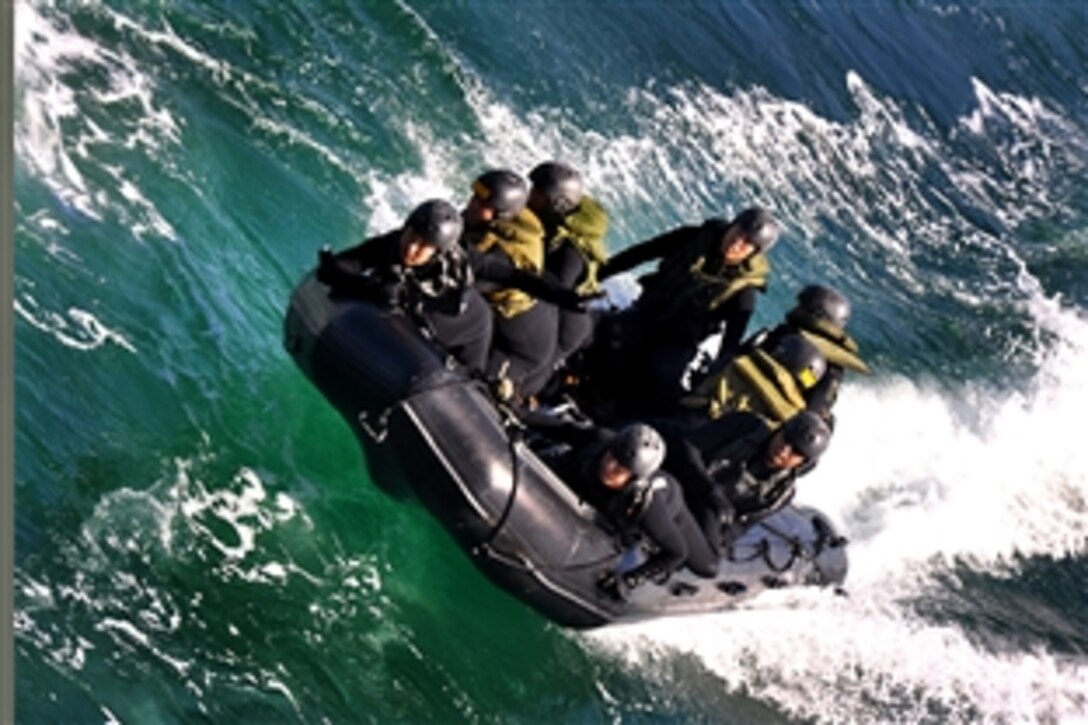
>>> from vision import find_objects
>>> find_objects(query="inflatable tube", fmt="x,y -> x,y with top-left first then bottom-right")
284,272 -> 848,628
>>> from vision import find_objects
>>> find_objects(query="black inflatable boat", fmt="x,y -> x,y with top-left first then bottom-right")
283,272 -> 848,628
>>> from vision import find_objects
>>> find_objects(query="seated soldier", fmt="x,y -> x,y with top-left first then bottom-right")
655,410 -> 832,553
462,169 -> 565,400
756,284 -> 870,421
317,199 -> 493,372
530,421 -> 718,600
527,161 -> 610,366
682,332 -> 828,428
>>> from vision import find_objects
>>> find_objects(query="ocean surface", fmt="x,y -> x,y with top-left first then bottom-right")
12,1 -> 1088,721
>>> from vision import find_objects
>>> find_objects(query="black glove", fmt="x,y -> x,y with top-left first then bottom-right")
597,571 -> 631,602
709,487 -> 737,528
316,247 -> 337,285
376,281 -> 407,310
598,259 -> 617,281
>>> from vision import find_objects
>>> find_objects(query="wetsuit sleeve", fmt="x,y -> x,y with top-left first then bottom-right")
316,235 -> 401,303
709,286 -> 759,362
687,411 -> 768,458
467,244 -> 517,281
654,420 -> 719,502
333,234 -> 392,269
470,247 -> 589,310
741,474 -> 798,524
548,243 -> 587,289
522,411 -> 611,449
508,270 -> 590,310
627,481 -> 689,580
598,226 -> 695,280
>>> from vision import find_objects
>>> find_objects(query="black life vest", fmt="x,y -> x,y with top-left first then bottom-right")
704,427 -> 796,517
603,474 -> 669,543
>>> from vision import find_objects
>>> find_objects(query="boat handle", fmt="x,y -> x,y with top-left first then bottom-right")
358,408 -> 390,443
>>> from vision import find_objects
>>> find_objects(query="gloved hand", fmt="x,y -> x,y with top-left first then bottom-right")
709,487 -> 737,528
376,281 -> 406,310
316,247 -> 336,285
597,571 -> 631,602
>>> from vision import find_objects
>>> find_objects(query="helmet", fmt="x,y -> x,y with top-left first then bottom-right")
797,284 -> 851,328
609,424 -> 666,479
731,207 -> 780,252
781,411 -> 832,461
769,333 -> 827,390
528,161 -> 584,216
404,199 -> 464,251
471,169 -> 529,220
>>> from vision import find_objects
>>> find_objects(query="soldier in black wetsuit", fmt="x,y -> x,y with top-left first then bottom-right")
317,199 -> 494,372
656,410 -> 832,553
527,161 -> 609,368
594,206 -> 781,417
462,170 -> 576,399
530,421 -> 718,599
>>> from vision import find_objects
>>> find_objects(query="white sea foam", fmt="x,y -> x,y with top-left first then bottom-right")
14,450 -> 329,695
952,77 -> 1088,230
14,292 -> 137,353
15,3 -> 181,241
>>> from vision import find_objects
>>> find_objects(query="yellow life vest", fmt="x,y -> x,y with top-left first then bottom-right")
692,251 -> 771,312
471,208 -> 546,318
551,196 -> 609,294
683,348 -> 808,427
636,221 -> 770,324
786,310 -> 870,373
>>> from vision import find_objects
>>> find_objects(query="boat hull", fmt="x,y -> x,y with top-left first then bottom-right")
284,272 -> 848,628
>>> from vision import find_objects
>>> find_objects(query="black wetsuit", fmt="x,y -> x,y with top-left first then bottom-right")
529,420 -> 717,582
597,220 -> 764,416
655,411 -> 800,550
468,243 -> 561,397
318,230 -> 493,372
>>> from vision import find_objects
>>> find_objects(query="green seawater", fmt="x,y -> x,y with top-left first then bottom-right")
14,1 -> 1088,721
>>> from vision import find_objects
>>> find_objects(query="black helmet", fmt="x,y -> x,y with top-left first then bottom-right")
529,161 -> 584,216
781,411 -> 832,461
609,424 -> 666,479
404,199 -> 464,251
797,284 -> 851,328
471,169 -> 529,220
769,333 -> 827,390
731,206 -> 780,252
